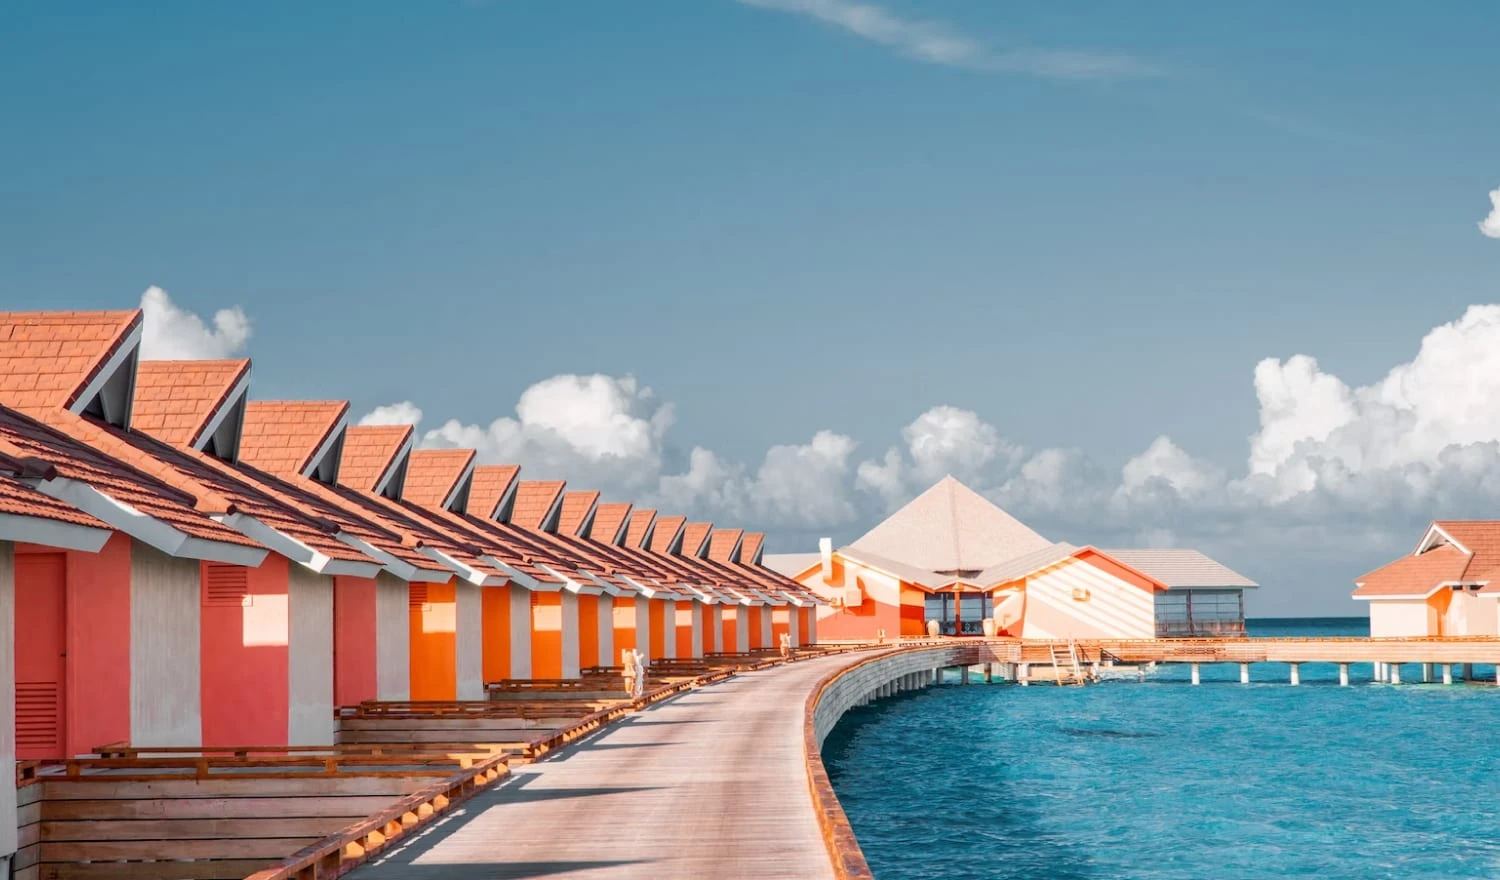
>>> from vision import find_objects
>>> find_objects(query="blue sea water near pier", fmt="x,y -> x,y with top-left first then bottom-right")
823,618 -> 1500,879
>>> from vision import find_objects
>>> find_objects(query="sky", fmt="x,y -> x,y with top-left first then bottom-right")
6,1 -> 1500,615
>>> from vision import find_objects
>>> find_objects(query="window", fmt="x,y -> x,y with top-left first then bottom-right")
1155,589 -> 1244,637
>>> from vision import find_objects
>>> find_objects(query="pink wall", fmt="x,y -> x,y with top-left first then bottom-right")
200,555 -> 290,746
333,576 -> 379,707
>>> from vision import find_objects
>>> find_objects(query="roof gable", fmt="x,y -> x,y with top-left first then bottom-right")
739,532 -> 765,566
680,522 -> 713,558
403,448 -> 476,513
131,359 -> 251,460
590,502 -> 633,546
1099,549 -> 1258,588
849,475 -> 1051,573
468,465 -> 520,521
241,401 -> 349,484
708,528 -> 743,563
1430,521 -> 1500,578
509,480 -> 566,531
625,508 -> 656,549
649,515 -> 687,554
557,491 -> 600,537
0,310 -> 143,428
1355,543 -> 1471,598
338,425 -> 414,499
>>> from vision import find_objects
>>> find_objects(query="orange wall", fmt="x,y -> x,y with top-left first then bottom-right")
201,555 -> 290,746
332,576 -> 378,707
531,592 -> 564,680
409,579 -> 457,700
53,535 -> 131,757
675,603 -> 694,658
612,601 -> 636,662
481,586 -> 512,683
747,606 -> 765,649
578,595 -> 601,669
648,599 -> 667,659
720,606 -> 738,652
702,607 -> 717,654
771,607 -> 790,647
899,586 -> 928,636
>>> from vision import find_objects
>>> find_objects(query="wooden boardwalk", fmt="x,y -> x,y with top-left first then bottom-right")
346,653 -> 862,880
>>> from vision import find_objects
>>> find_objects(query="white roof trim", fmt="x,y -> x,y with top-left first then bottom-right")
679,584 -> 718,605
579,570 -> 627,597
441,458 -> 477,513
491,477 -> 520,522
67,322 -> 142,421
482,556 -> 561,592
621,574 -> 667,599
216,512 -> 381,578
537,489 -> 566,533
372,432 -> 415,500
419,546 -> 505,587
537,563 -> 602,595
0,511 -> 111,553
301,413 -> 349,480
334,532 -> 450,583
36,475 -> 267,565
190,369 -> 251,452
1417,523 -> 1472,557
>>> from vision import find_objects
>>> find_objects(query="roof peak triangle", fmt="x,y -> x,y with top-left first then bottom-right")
847,475 -> 1052,573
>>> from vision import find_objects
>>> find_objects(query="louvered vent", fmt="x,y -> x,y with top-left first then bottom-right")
409,583 -> 429,609
16,682 -> 61,754
203,564 -> 249,607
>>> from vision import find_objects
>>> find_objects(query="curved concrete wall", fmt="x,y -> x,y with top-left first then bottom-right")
811,644 -> 1009,746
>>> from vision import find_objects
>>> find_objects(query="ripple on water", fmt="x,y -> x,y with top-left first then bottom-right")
825,664 -> 1500,880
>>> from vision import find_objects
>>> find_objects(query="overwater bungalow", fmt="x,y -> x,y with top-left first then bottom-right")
1356,521 -> 1500,637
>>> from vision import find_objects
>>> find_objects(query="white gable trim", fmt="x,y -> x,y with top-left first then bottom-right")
372,432 -> 414,500
441,458 -> 476,513
537,490 -> 566,533
335,532 -> 450,583
217,512 -> 381,578
538,563 -> 603,596
491,478 -> 520,522
575,504 -> 598,539
302,414 -> 349,482
68,322 -> 142,426
36,475 -> 266,565
0,512 -> 111,553
480,556 -> 555,592
1416,523 -> 1471,557
191,369 -> 251,454
418,546 -> 505,587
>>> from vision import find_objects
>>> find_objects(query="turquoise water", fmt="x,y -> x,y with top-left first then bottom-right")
824,619 -> 1500,879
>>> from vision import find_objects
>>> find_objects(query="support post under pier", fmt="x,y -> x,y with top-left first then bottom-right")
1390,663 -> 1401,685
1240,663 -> 1250,684
1338,663 -> 1349,687
1289,663 -> 1300,686
1190,663 -> 1200,686
1443,665 -> 1453,685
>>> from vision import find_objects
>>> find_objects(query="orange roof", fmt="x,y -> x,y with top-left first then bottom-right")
469,465 -> 520,520
0,450 -> 109,532
557,491 -> 599,537
337,425 -> 412,493
240,401 -> 347,477
131,359 -> 249,448
590,502 -> 632,545
510,480 -> 565,530
1354,544 -> 1471,597
0,406 -> 257,548
708,528 -> 743,563
649,515 -> 687,553
0,310 -> 140,412
1433,521 -> 1500,579
680,522 -> 713,557
739,532 -> 764,565
625,509 -> 656,549
403,449 -> 475,510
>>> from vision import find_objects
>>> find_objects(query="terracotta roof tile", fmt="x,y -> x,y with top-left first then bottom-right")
468,465 -> 520,520
0,310 -> 141,412
240,401 -> 348,477
557,491 -> 599,537
0,406 -> 257,548
648,515 -> 687,554
708,528 -> 743,563
680,522 -> 713,558
1433,521 -> 1500,579
739,532 -> 764,565
131,359 -> 250,448
338,425 -> 412,493
1354,544 -> 1470,597
403,449 -> 475,510
624,509 -> 656,550
0,451 -> 109,531
590,502 -> 633,546
509,481 -> 565,531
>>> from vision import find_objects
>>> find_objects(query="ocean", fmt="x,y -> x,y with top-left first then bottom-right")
822,618 -> 1500,879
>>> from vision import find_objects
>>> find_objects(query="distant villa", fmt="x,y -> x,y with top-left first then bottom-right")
763,476 -> 1257,641
1356,521 -> 1500,638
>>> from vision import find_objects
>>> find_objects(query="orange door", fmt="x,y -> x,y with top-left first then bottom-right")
16,553 -> 67,760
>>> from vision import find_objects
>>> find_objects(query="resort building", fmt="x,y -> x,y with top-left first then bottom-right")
765,476 -> 1257,641
1355,521 -> 1500,638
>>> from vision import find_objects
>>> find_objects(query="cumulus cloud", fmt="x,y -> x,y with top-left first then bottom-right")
1480,187 -> 1500,238
736,0 -> 1152,80
358,401 -> 424,427
139,286 -> 252,359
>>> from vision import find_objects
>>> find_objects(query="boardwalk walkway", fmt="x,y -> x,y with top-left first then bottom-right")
347,652 -> 863,880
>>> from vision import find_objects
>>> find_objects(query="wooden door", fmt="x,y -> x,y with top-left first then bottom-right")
15,553 -> 67,759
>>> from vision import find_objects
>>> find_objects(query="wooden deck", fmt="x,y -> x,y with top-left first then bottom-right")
344,652 -> 863,880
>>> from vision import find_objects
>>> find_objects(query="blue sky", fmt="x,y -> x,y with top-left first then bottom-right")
6,1 -> 1500,614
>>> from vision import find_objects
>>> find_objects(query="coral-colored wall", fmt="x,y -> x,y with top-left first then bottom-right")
332,576 -> 378,707
612,601 -> 636,662
675,603 -> 694,658
648,600 -> 666,660
531,592 -> 564,680
771,607 -> 790,647
201,555 -> 290,746
702,606 -> 717,654
578,595 -> 601,669
720,606 -> 738,653
481,586 -> 512,683
51,535 -> 131,757
409,579 -> 457,700
802,555 -> 906,641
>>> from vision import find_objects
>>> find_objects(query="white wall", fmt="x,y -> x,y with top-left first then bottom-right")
374,572 -> 409,700
634,596 -> 650,656
129,544 -> 201,746
690,602 -> 704,658
760,606 -> 774,648
0,543 -> 16,857
597,594 -> 614,667
1442,590 -> 1498,637
1019,558 -> 1155,640
509,586 -> 532,680
788,607 -> 801,648
662,600 -> 678,659
455,582 -> 483,699
1369,599 -> 1437,637
736,606 -> 750,652
560,591 -> 580,679
287,567 -> 334,745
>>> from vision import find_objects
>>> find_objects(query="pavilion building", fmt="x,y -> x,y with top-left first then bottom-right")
1355,521 -> 1500,638
765,476 -> 1257,641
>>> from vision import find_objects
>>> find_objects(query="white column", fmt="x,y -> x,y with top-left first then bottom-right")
597,594 -> 614,669
662,600 -> 678,660
130,546 -> 201,746
287,569 -> 335,744
1338,663 -> 1349,686
690,602 -> 704,659
788,607 -> 801,648
508,586 -> 532,680
808,610 -> 818,645
1289,663 -> 1300,686
1421,663 -> 1433,683
707,604 -> 723,654
1443,664 -> 1453,685
454,582 -> 484,699
560,591 -> 580,679
1239,663 -> 1250,684
760,606 -> 774,650
634,596 -> 651,657
374,573 -> 410,700
1389,663 -> 1401,685
1190,663 -> 1200,685
736,605 -> 750,652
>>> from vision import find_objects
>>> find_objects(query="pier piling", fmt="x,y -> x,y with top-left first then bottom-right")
1338,663 -> 1349,686
1443,665 -> 1453,685
1422,663 -> 1433,683
1289,663 -> 1300,686
1190,663 -> 1200,685
1390,663 -> 1401,685
1240,663 -> 1250,684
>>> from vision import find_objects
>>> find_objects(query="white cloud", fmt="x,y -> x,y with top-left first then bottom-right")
358,401 -> 424,427
1479,187 -> 1500,238
138,286 -> 252,360
736,0 -> 1151,80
